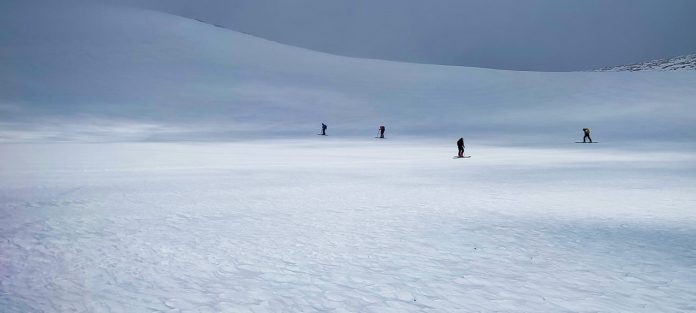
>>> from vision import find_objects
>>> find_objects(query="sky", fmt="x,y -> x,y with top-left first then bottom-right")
112,0 -> 696,71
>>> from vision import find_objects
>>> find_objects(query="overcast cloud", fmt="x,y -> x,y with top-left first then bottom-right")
6,0 -> 696,70
106,0 -> 696,71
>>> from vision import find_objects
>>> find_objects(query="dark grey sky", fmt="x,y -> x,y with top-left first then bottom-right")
119,0 -> 696,71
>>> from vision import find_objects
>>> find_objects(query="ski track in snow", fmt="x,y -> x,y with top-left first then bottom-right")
1,140 -> 696,312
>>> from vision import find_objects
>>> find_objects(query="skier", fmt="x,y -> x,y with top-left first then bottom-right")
321,123 -> 327,135
457,138 -> 465,157
378,125 -> 385,138
582,128 -> 592,143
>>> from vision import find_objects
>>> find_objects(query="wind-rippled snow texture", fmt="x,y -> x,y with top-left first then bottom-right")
1,140 -> 696,312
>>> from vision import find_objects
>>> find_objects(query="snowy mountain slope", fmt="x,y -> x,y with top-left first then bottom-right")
1,2 -> 695,142
598,54 -> 696,72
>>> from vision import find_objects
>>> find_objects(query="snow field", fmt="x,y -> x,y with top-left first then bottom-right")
1,140 -> 695,312
1,1 -> 695,312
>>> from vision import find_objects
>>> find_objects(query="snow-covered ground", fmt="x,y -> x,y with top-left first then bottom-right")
2,1 -> 696,312
1,139 -> 695,312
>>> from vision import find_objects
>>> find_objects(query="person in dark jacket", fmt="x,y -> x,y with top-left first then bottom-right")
582,128 -> 592,143
321,123 -> 327,135
378,125 -> 385,138
457,138 -> 465,157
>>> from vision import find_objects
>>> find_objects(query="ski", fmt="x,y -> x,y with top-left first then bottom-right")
453,156 -> 471,159
575,142 -> 598,143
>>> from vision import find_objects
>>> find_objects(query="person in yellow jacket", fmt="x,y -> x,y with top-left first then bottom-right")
582,128 -> 592,143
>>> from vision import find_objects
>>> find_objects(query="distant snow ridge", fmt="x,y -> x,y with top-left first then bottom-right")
598,54 -> 696,71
